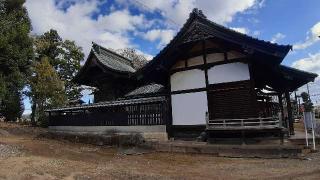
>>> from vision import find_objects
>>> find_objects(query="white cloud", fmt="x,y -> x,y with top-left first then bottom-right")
271,33 -> 286,43
292,53 -> 320,104
123,0 -> 262,26
96,10 -> 145,33
230,27 -> 249,34
118,0 -> 263,47
292,52 -> 320,75
253,30 -> 260,36
25,0 -> 265,59
25,0 -> 148,57
230,27 -> 262,37
143,29 -> 176,48
293,22 -> 320,50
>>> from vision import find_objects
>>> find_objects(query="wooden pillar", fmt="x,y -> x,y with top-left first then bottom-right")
202,39 -> 210,122
265,97 -> 269,117
285,90 -> 294,135
202,40 -> 209,87
278,93 -> 284,127
166,74 -> 173,139
48,112 -> 51,126
248,62 -> 258,117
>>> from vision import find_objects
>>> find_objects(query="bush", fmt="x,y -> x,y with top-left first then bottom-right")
37,113 -> 49,127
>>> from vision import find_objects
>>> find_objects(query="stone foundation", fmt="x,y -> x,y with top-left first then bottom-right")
49,125 -> 168,141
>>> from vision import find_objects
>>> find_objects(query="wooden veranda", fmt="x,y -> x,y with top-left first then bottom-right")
205,112 -> 285,144
46,96 -> 169,127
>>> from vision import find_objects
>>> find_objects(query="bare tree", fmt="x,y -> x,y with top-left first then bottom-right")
117,48 -> 148,70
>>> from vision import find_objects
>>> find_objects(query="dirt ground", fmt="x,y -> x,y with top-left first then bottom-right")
1,122 -> 320,180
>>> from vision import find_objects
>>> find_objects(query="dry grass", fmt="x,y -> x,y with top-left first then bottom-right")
1,122 -> 320,179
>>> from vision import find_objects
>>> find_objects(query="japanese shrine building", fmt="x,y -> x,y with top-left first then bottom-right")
46,9 -> 317,141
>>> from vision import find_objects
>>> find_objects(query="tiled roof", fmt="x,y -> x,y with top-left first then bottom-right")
92,42 -> 136,73
138,9 -> 292,76
45,96 -> 166,112
125,83 -> 165,97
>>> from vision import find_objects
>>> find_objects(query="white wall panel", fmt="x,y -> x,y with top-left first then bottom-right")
208,62 -> 250,84
171,92 -> 208,125
170,69 -> 205,91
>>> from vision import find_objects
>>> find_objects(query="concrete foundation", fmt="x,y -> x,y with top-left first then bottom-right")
49,125 -> 168,141
147,141 -> 303,158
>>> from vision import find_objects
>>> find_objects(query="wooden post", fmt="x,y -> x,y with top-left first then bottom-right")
166,75 -> 173,138
279,130 -> 284,145
241,130 -> 246,145
48,112 -> 51,126
205,111 -> 209,129
278,93 -> 284,128
285,90 -> 294,135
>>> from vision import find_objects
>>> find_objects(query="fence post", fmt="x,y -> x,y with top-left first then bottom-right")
303,112 -> 309,147
311,112 -> 316,150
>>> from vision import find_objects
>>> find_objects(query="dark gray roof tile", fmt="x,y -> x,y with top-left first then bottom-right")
125,83 -> 164,97
45,96 -> 166,112
92,43 -> 136,73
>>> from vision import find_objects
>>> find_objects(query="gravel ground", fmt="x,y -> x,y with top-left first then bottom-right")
1,122 -> 320,179
0,143 -> 21,159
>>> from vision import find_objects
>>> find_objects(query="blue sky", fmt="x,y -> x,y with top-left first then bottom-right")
22,0 -> 320,114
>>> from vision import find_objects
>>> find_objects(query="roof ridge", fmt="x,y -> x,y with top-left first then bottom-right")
91,42 -> 133,65
141,8 -> 292,69
189,9 -> 292,50
90,42 -> 136,73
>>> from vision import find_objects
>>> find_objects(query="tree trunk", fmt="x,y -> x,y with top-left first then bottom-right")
30,97 -> 37,126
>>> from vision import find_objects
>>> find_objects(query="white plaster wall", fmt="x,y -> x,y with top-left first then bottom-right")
170,69 -> 205,91
208,62 -> 250,84
171,92 -> 208,125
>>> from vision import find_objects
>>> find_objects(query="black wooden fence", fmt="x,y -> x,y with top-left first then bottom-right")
47,97 -> 168,126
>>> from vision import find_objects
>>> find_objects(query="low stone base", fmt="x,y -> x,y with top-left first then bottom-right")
146,141 -> 303,158
142,132 -> 168,141
48,125 -> 168,142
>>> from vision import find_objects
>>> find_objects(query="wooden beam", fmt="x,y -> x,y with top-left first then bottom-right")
169,57 -> 248,74
202,40 -> 209,87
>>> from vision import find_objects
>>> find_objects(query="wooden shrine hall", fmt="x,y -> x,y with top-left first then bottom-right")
46,9 -> 317,142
